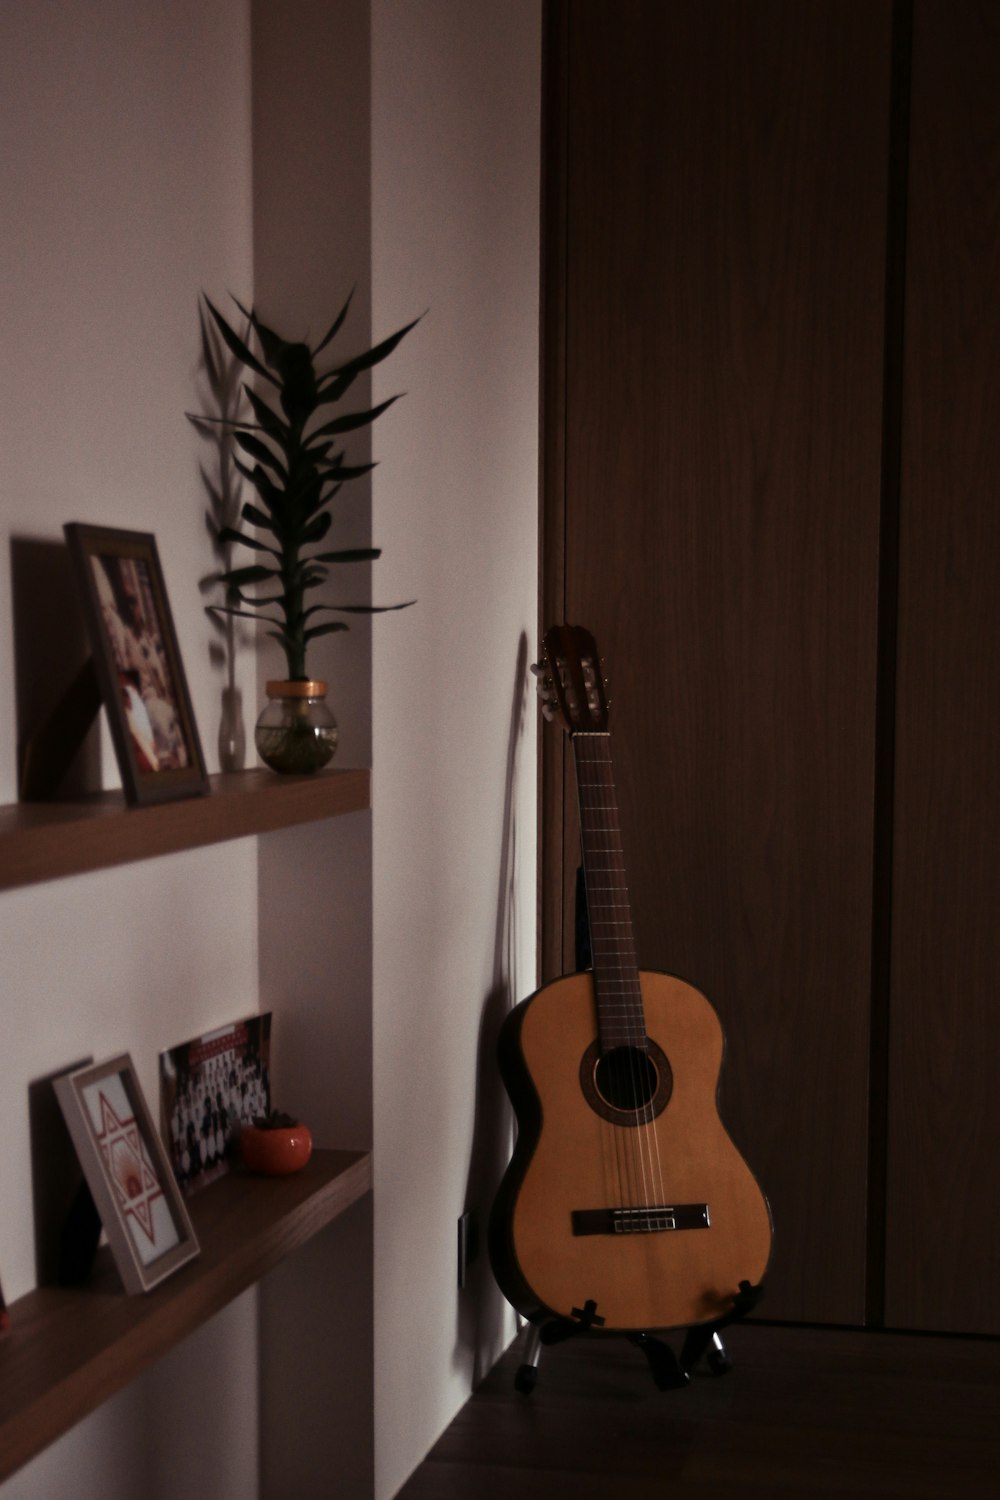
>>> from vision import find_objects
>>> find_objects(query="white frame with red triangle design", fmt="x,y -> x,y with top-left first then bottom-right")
55,1053 -> 199,1294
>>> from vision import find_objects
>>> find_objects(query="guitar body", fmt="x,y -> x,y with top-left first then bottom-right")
491,624 -> 772,1337
490,969 -> 772,1332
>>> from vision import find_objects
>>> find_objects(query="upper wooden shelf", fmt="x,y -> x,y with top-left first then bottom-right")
0,1147 -> 371,1482
0,767 -> 372,892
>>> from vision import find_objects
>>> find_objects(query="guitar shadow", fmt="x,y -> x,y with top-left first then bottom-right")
456,630 -> 530,1384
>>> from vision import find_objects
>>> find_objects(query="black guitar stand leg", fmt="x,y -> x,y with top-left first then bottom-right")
626,1331 -> 689,1391
707,1331 -> 733,1375
511,1283 -> 761,1394
512,1301 -> 604,1394
514,1323 -> 543,1394
679,1278 -> 763,1377
679,1325 -> 733,1377
515,1321 -> 691,1395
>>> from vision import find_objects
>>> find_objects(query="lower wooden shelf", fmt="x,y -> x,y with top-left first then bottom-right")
0,1147 -> 371,1482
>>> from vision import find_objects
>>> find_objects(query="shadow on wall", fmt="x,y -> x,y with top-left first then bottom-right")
28,1059 -> 93,1287
458,630 -> 530,1384
188,299 -> 249,773
11,536 -> 102,798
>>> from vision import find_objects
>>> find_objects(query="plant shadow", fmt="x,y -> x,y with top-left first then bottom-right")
188,299 -> 250,770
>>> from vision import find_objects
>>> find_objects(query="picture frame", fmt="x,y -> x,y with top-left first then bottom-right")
64,523 -> 208,805
54,1054 -> 200,1295
159,1012 -> 272,1195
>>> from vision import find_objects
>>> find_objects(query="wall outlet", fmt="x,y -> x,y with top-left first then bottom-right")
457,1209 -> 480,1290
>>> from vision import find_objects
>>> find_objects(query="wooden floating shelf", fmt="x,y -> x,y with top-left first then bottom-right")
0,1148 -> 372,1482
0,767 -> 372,892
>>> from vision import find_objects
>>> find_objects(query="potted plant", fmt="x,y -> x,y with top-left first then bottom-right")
239,1108 -> 313,1176
202,292 -> 417,773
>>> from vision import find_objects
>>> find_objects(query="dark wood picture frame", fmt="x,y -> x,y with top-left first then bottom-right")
64,524 -> 208,805
54,1054 -> 200,1295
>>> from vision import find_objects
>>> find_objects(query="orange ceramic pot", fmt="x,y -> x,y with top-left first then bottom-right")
240,1122 -> 313,1175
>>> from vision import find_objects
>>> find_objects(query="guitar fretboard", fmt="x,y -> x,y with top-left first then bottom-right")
573,732 -> 647,1053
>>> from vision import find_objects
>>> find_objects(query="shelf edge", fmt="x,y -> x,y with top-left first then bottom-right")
0,768 -> 372,892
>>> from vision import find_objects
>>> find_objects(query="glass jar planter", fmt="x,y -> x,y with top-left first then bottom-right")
254,679 -> 338,775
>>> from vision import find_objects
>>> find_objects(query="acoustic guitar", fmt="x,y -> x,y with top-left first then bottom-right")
489,624 -> 772,1334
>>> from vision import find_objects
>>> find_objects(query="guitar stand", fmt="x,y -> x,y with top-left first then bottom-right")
513,1324 -> 715,1395
627,1331 -> 690,1390
512,1279 -> 761,1396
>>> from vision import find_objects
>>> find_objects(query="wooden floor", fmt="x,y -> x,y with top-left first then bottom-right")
395,1321 -> 1000,1498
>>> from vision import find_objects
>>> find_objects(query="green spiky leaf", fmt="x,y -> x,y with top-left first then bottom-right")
204,296 -> 278,386
235,461 -> 284,512
234,590 -> 287,606
201,290 -> 417,678
322,460 -> 376,484
312,547 -> 382,564
235,431 -> 287,478
221,563 -> 279,587
305,600 -> 416,615
317,315 -> 421,392
208,604 -> 283,626
301,511 -> 333,544
218,525 -> 275,554
297,567 -> 329,589
233,300 -> 292,371
308,394 -> 400,440
312,288 -> 355,357
239,502 -> 276,533
303,440 -> 336,466
303,621 -> 350,642
244,385 -> 289,441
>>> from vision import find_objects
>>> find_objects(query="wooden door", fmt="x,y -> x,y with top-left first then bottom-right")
542,0 -> 893,1323
885,0 -> 1000,1334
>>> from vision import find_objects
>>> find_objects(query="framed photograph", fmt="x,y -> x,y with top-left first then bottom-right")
54,1054 -> 199,1295
64,523 -> 208,805
159,1012 -> 272,1195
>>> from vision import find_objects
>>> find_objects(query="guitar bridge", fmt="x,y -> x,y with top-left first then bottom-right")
571,1204 -> 710,1236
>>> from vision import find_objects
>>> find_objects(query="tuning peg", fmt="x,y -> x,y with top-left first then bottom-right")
530,660 -> 559,720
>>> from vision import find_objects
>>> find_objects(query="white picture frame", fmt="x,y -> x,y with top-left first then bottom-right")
54,1054 -> 199,1294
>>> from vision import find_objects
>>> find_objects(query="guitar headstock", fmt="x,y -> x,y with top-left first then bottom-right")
535,624 -> 609,734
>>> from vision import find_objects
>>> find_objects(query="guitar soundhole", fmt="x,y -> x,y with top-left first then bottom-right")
596,1048 -> 656,1109
580,1038 -> 673,1126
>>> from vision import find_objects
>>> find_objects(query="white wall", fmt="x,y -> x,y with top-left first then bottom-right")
251,5 -> 541,1493
0,4 -> 540,1497
371,4 -> 541,1496
0,4 -> 259,1497
250,7 -> 377,1495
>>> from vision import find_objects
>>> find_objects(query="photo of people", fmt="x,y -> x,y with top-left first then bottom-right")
89,551 -> 190,773
159,1013 -> 272,1195
64,523 -> 208,805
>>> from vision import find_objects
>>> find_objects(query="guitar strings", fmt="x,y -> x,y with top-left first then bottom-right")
576,733 -> 667,1229
575,737 -> 636,1215
597,733 -> 667,1228
582,735 -> 659,1223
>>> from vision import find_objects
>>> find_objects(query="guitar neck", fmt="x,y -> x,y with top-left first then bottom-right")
572,732 -> 647,1052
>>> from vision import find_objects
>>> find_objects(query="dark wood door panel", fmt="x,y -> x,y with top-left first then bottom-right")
546,0 -> 892,1322
886,0 -> 1000,1334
